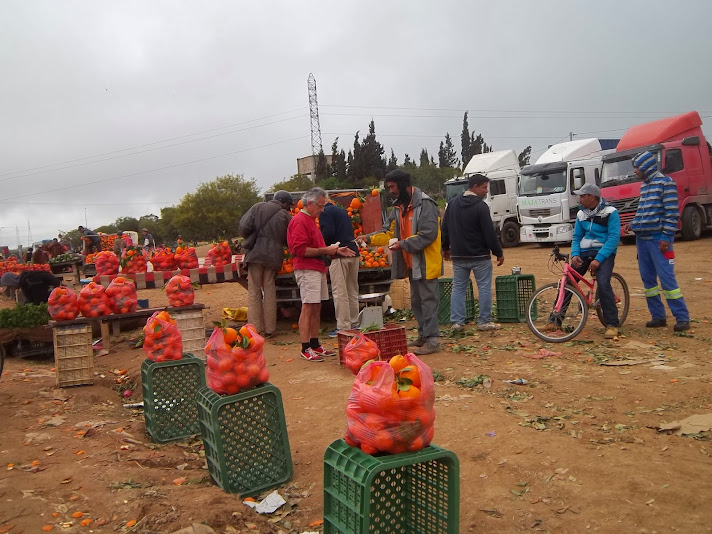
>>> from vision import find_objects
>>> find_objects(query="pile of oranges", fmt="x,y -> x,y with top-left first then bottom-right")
205,324 -> 269,395
143,310 -> 183,362
48,287 -> 79,321
345,353 -> 435,455
77,282 -> 112,317
206,241 -> 232,267
121,246 -> 148,274
175,246 -> 199,269
105,277 -> 138,314
84,252 -> 99,265
278,248 -> 294,275
0,257 -> 52,275
95,251 -> 119,275
347,196 -> 364,238
150,248 -> 176,271
99,233 -> 120,251
165,275 -> 194,307
359,246 -> 389,270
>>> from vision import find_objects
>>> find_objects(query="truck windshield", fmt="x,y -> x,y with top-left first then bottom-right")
600,157 -> 638,188
445,182 -> 468,203
518,171 -> 566,196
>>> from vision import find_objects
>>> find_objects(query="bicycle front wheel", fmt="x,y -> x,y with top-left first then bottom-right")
595,273 -> 630,327
526,283 -> 588,343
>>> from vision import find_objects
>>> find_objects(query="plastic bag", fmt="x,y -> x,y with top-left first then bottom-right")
143,310 -> 183,362
165,275 -> 194,307
105,276 -> 138,314
150,248 -> 176,271
77,282 -> 112,317
343,333 -> 381,375
345,353 -> 435,455
205,241 -> 232,267
205,324 -> 268,395
121,246 -> 148,274
94,251 -> 120,276
48,286 -> 79,321
174,247 -> 199,269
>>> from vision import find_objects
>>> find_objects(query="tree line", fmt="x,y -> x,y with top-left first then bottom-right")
76,112 -> 533,245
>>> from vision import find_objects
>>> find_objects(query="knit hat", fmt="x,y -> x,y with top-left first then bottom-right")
632,151 -> 658,179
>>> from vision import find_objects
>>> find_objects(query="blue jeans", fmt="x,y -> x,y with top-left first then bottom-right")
451,258 -> 492,325
636,239 -> 689,322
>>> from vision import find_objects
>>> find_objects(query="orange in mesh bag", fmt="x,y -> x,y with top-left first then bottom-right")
48,286 -> 79,321
204,324 -> 268,395
343,332 -> 381,375
143,311 -> 183,362
165,275 -> 194,307
78,282 -> 111,317
106,277 -> 138,314
345,353 -> 435,455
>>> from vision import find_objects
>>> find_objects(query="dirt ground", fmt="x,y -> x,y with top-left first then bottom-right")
1,238 -> 712,534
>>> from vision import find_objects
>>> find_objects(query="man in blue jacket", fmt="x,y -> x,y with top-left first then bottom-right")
569,183 -> 621,338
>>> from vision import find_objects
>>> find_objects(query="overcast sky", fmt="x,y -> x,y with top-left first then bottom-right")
1,0 -> 711,245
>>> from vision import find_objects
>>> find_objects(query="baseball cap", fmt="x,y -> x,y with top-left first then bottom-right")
573,183 -> 601,197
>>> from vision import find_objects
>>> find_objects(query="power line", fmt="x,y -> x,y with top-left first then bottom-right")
0,113 -> 305,184
0,107 -> 306,179
322,104 -> 712,115
0,135 -> 308,203
322,112 -> 700,120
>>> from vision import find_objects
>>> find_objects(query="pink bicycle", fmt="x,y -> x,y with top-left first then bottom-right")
526,246 -> 630,342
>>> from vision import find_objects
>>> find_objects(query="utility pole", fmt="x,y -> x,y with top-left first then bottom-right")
307,73 -> 323,156
569,132 -> 574,141
85,208 -> 88,228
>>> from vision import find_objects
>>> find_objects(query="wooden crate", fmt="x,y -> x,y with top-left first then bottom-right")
53,324 -> 93,387
173,309 -> 206,359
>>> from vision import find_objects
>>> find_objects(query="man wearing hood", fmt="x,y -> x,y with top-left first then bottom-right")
627,151 -> 689,332
442,174 -> 504,332
363,169 -> 443,354
569,183 -> 621,338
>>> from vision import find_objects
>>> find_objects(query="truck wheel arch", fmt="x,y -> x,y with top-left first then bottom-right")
681,204 -> 703,241
500,219 -> 520,248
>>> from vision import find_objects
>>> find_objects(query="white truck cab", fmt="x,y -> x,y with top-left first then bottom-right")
444,149 -> 521,247
518,138 -> 617,245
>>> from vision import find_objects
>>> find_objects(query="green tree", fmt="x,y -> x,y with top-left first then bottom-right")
158,206 -> 180,244
419,148 -> 431,168
407,165 -> 452,197
114,217 -> 140,233
361,120 -> 386,181
173,174 -> 260,242
518,146 -> 532,167
403,154 -> 415,167
268,174 -> 315,193
438,133 -> 459,169
387,149 -> 398,172
330,138 -> 347,181
461,112 -> 472,168
315,149 -> 329,181
347,132 -> 366,184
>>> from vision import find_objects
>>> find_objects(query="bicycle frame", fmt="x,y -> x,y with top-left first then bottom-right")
553,261 -> 596,314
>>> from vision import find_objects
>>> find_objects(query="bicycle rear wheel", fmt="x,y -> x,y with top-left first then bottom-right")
595,273 -> 630,327
526,283 -> 588,342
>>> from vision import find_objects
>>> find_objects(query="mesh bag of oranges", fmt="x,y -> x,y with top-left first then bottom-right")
150,248 -> 176,271
94,251 -> 120,275
204,324 -> 269,395
48,286 -> 80,321
143,310 -> 183,362
205,241 -> 232,267
105,277 -> 138,314
78,282 -> 112,317
121,246 -> 148,274
343,333 -> 381,375
165,275 -> 195,307
174,246 -> 199,269
345,353 -> 435,455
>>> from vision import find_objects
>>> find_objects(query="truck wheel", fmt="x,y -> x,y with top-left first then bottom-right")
500,221 -> 520,248
681,206 -> 702,241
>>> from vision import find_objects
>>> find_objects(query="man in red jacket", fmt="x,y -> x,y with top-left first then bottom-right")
288,188 -> 356,362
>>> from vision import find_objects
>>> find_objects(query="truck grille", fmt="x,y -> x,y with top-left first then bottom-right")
608,197 -> 639,213
521,207 -> 560,218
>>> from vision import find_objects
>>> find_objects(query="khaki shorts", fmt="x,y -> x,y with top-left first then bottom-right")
295,269 -> 328,304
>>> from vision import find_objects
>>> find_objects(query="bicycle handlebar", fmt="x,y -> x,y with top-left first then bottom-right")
551,245 -> 569,262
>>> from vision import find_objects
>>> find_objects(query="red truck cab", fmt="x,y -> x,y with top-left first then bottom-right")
600,111 -> 712,240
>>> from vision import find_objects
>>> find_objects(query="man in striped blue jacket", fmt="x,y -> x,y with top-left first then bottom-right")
628,151 -> 690,332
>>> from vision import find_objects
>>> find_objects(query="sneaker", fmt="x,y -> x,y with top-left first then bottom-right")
646,318 -> 667,328
300,347 -> 324,362
410,336 -> 426,347
327,329 -> 340,338
604,327 -> 619,339
673,321 -> 690,332
413,341 -> 441,355
312,345 -> 336,357
451,323 -> 465,333
477,322 -> 501,331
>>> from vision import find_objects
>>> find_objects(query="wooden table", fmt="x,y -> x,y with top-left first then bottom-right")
49,303 -> 206,351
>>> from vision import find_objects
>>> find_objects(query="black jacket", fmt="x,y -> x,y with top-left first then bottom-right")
441,193 -> 503,259
319,203 -> 358,256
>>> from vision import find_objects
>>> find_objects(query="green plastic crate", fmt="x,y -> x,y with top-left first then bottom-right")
196,383 -> 293,497
141,353 -> 206,443
437,277 -> 476,324
323,439 -> 460,534
495,274 -> 536,323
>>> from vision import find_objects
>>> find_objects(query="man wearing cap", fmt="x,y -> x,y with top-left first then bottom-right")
568,183 -> 621,338
141,228 -> 155,255
627,151 -> 690,332
239,190 -> 294,338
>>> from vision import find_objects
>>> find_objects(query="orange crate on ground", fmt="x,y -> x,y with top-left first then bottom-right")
337,324 -> 407,365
